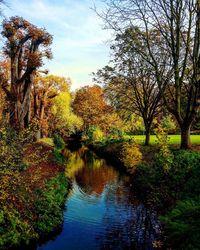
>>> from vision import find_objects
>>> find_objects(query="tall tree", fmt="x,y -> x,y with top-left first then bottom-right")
99,0 -> 200,149
1,16 -> 52,129
95,30 -> 162,145
32,74 -> 70,137
0,59 -> 10,119
33,74 -> 69,120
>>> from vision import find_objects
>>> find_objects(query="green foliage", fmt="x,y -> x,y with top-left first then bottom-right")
134,148 -> 200,249
34,173 -> 68,234
154,126 -> 174,172
160,198 -> 200,250
0,122 -> 69,249
108,127 -> 124,140
120,140 -> 142,173
0,205 -> 37,249
87,126 -> 105,142
160,115 -> 177,133
53,134 -> 65,151
92,127 -> 105,142
53,149 -> 65,165
123,114 -> 145,134
51,92 -> 83,137
0,172 -> 69,249
171,150 -> 200,199
52,134 -> 65,165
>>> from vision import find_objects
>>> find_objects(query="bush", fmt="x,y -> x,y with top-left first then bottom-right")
0,172 -> 69,249
34,173 -> 68,234
170,150 -> 200,199
52,134 -> 65,165
134,148 -> 200,249
87,126 -> 105,142
120,141 -> 142,173
160,198 -> 200,250
108,128 -> 124,139
53,149 -> 65,165
53,134 -> 65,151
154,126 -> 174,173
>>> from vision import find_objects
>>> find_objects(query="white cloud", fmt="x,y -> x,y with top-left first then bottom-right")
2,0 -> 112,90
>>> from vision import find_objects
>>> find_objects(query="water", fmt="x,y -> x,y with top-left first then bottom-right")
37,146 -> 161,250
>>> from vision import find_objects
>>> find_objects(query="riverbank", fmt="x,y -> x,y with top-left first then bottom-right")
89,141 -> 200,250
88,141 -> 158,169
0,141 -> 70,250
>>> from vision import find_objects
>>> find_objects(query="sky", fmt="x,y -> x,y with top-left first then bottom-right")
1,0 -> 112,90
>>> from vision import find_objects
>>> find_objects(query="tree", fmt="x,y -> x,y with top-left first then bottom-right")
32,74 -> 70,137
95,30 -> 162,145
50,92 -> 83,137
72,85 -> 113,132
99,0 -> 200,149
1,16 -> 52,130
0,59 -> 10,120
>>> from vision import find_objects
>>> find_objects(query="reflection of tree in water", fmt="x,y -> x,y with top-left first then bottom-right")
64,147 -> 117,196
81,148 -> 105,169
64,149 -> 84,178
64,147 -> 161,249
97,182 -> 161,250
75,164 -> 117,196
64,147 -> 104,179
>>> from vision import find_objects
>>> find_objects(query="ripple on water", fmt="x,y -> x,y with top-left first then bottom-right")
37,148 -> 161,250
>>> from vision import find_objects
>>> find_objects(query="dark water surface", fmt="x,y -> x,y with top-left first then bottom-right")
37,147 -> 161,250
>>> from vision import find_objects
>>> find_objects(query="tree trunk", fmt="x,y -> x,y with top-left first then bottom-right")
145,126 -> 150,146
180,125 -> 191,149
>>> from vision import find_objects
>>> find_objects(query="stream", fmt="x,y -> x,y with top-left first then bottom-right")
36,146 -> 161,250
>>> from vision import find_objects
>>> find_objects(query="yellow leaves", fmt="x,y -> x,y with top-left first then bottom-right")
51,92 -> 83,135
120,141 -> 142,173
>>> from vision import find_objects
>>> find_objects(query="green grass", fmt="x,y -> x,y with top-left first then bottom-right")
126,134 -> 200,145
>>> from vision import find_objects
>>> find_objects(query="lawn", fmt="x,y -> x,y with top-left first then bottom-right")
129,134 -> 200,145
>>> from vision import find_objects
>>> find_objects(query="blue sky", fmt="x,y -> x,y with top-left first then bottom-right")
1,0 -> 111,90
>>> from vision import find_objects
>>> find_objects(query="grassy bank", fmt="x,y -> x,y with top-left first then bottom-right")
0,139 -> 70,249
125,134 -> 200,145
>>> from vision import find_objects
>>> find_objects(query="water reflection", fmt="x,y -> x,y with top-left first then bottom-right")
37,147 -> 161,250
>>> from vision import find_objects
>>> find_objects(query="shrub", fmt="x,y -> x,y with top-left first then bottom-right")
34,173 -> 68,234
53,134 -> 65,151
170,150 -> 200,199
53,149 -> 65,165
154,126 -> 174,173
87,126 -> 105,142
120,140 -> 142,173
108,128 -> 124,139
160,198 -> 200,250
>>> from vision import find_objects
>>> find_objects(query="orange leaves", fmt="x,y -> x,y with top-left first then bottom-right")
2,16 -> 53,75
73,85 -> 112,131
